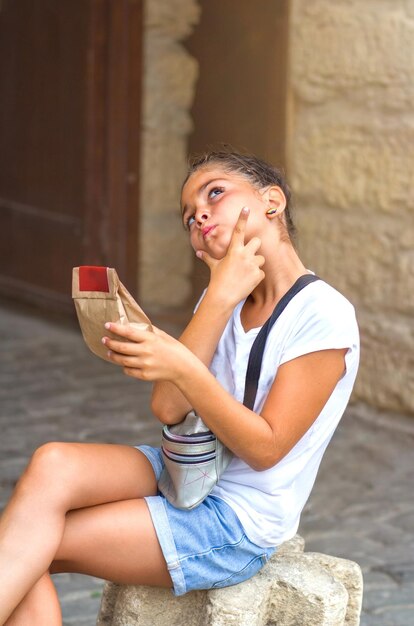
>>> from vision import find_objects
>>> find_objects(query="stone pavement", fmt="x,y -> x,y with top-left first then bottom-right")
0,300 -> 413,626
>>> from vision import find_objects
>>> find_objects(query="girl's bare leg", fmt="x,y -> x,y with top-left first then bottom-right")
50,498 -> 171,586
0,442 -> 171,624
5,498 -> 171,626
5,573 -> 61,626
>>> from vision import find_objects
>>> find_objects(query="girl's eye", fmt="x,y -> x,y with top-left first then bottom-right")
185,215 -> 195,230
208,186 -> 224,199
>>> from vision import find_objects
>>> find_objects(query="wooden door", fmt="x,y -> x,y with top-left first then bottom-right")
0,0 -> 143,312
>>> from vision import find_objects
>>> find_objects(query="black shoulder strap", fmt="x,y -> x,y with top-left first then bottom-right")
243,274 -> 320,410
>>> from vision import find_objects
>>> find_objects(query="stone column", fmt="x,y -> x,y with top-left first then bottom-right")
139,0 -> 200,310
288,0 -> 414,413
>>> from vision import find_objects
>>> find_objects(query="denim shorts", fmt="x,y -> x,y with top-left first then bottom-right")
136,444 -> 276,596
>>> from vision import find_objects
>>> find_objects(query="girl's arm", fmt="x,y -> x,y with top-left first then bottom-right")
171,346 -> 348,470
151,208 -> 265,424
104,321 -> 347,469
149,293 -> 234,423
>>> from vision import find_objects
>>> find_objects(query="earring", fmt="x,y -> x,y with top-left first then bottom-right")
266,208 -> 279,216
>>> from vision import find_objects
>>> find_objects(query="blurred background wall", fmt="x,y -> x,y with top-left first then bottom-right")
186,1 -> 288,164
138,0 -> 199,308
0,0 -> 412,416
186,0 -> 289,301
288,0 -> 414,414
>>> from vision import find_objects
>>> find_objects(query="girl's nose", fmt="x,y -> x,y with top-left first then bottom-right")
195,209 -> 209,226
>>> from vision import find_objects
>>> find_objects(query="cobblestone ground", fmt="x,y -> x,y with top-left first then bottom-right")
1,301 -> 413,625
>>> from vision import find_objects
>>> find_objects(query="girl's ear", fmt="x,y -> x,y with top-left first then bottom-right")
265,186 -> 287,218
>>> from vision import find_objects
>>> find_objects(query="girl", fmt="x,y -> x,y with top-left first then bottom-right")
0,151 -> 359,624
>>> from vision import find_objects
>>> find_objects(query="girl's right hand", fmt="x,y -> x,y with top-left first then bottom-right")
196,207 -> 265,307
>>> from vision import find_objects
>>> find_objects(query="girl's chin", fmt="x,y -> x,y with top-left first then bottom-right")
208,238 -> 232,260
193,237 -> 231,261
208,245 -> 230,261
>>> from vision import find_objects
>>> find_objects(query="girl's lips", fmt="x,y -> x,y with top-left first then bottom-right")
202,225 -> 216,239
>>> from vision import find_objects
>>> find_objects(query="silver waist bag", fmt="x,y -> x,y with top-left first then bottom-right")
158,274 -> 320,510
158,411 -> 233,510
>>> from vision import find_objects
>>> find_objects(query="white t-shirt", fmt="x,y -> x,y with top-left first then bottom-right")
206,279 -> 359,547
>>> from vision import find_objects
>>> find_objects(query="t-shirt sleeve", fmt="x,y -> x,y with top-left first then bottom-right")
279,294 -> 359,367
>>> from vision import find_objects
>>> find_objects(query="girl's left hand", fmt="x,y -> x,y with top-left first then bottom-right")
102,323 -> 194,382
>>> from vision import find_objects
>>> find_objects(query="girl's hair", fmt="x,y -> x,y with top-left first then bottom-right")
184,149 -> 296,242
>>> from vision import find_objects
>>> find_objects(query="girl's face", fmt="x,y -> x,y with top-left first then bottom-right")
181,167 -> 268,259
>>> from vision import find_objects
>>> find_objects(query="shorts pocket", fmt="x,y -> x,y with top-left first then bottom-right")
211,553 -> 268,589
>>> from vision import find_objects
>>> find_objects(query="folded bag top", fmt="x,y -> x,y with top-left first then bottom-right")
77,265 -> 111,294
72,266 -> 152,362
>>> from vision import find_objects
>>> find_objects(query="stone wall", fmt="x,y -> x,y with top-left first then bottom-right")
288,0 -> 414,414
139,0 -> 200,310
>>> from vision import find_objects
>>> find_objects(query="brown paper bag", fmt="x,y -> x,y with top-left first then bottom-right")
72,266 -> 152,362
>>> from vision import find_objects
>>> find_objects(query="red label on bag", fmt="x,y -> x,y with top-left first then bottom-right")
79,266 -> 110,292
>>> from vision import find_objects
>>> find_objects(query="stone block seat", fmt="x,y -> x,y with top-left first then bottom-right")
96,535 -> 363,626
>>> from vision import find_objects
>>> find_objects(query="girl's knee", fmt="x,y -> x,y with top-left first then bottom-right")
29,442 -> 72,471
22,442 -> 79,496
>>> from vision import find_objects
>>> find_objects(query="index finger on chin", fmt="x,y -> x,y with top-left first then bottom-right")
229,206 -> 249,248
